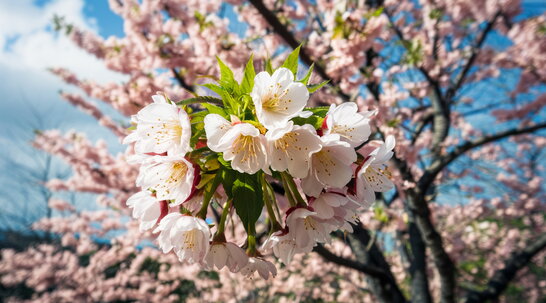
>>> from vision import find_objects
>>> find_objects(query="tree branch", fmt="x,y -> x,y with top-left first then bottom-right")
382,9 -> 458,301
313,244 -> 388,279
171,68 -> 195,93
464,233 -> 546,303
347,223 -> 408,303
411,111 -> 434,144
408,221 -> 433,303
445,11 -> 501,102
406,191 -> 457,303
419,122 -> 546,195
408,122 -> 546,303
384,8 -> 449,153
248,0 -> 351,102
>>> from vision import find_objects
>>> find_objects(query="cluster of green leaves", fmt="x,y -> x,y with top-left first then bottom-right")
52,15 -> 73,35
537,22 -> 546,35
428,8 -> 443,20
402,39 -> 423,66
194,11 -> 214,32
332,7 -> 384,39
292,106 -> 330,129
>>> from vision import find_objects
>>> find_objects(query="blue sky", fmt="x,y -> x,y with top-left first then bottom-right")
82,0 -> 123,37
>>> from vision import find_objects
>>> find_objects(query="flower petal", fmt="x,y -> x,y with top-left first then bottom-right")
204,114 -> 232,152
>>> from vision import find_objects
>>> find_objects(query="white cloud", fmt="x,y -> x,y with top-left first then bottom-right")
0,0 -> 96,41
0,0 -> 127,147
0,0 -> 124,81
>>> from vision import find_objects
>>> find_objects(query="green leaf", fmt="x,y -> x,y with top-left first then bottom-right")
428,8 -> 442,20
190,128 -> 205,147
402,39 -> 423,66
264,58 -> 273,75
203,172 -> 223,207
220,90 -> 239,113
299,63 -> 314,85
386,119 -> 400,128
189,110 -> 207,121
195,11 -> 213,31
239,95 -> 257,120
216,56 -> 237,92
292,116 -> 322,129
373,7 -> 384,17
240,54 -> 255,94
374,206 -> 389,223
218,154 -> 233,170
281,45 -> 301,75
189,109 -> 206,146
332,11 -> 349,39
232,172 -> 264,233
195,11 -> 205,23
291,106 -> 329,128
175,96 -> 223,106
201,103 -> 227,117
305,106 -> 330,117
220,168 -> 235,196
202,83 -> 238,114
537,24 -> 546,35
307,80 -> 329,93
201,83 -> 224,95
365,7 -> 384,19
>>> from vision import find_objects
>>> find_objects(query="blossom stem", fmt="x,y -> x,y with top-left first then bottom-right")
213,199 -> 232,242
281,172 -> 307,207
264,178 -> 283,220
280,173 -> 297,207
197,172 -> 222,219
261,175 -> 282,232
197,200 -> 210,219
247,234 -> 257,256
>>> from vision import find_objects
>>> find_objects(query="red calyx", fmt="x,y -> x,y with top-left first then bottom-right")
195,139 -> 208,149
156,200 -> 169,224
144,152 -> 168,156
183,161 -> 202,203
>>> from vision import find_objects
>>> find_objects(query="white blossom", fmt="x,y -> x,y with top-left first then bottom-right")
240,257 -> 277,280
310,192 -> 349,220
311,192 -> 360,233
262,231 -> 310,265
285,207 -> 331,251
324,103 -> 374,147
136,156 -> 195,205
154,213 -> 211,264
301,134 -> 357,197
265,122 -> 322,178
203,113 -> 232,151
126,190 -> 165,232
205,242 -> 249,272
124,94 -> 191,156
350,135 -> 395,207
251,68 -> 309,129
204,114 -> 268,174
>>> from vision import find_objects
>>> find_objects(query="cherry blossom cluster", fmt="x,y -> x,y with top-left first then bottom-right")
4,0 -> 544,301
123,50 -> 395,279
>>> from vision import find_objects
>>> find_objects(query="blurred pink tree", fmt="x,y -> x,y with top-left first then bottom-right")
1,0 -> 546,302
